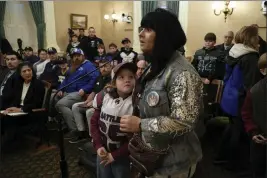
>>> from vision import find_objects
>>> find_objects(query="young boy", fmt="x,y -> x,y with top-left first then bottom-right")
94,44 -> 106,66
242,53 -> 267,178
192,33 -> 225,117
118,38 -> 137,64
66,34 -> 81,57
91,62 -> 137,178
192,33 -> 225,82
106,43 -> 119,66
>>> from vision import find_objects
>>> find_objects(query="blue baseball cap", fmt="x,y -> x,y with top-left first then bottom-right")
70,48 -> 84,56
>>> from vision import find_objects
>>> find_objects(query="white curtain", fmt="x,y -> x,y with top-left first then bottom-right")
4,1 -> 37,51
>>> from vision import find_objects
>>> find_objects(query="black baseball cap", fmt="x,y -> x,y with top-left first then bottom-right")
121,38 -> 131,44
47,47 -> 57,54
24,46 -> 33,51
111,62 -> 137,79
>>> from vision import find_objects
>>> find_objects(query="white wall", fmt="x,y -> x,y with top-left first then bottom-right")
4,1 -> 37,51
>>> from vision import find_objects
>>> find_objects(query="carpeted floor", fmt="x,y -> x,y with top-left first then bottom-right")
0,125 -> 251,178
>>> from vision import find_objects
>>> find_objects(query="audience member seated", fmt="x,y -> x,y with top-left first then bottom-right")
242,53 -> 267,178
118,38 -> 138,64
56,57 -> 69,84
0,51 -> 22,110
24,46 -> 39,65
47,47 -> 59,61
39,47 -> 61,89
54,48 -> 99,136
66,34 -> 81,58
136,58 -> 148,79
216,31 -> 234,56
94,44 -> 107,66
33,49 -> 50,78
106,43 -> 120,66
80,27 -> 104,62
69,60 -> 112,143
78,28 -> 87,42
3,62 -> 45,113
1,62 -> 45,138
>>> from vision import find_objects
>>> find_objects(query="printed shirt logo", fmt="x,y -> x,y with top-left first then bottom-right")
197,55 -> 217,73
121,52 -> 135,63
99,112 -> 127,151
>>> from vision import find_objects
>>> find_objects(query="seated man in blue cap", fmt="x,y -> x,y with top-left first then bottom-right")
55,48 -> 100,138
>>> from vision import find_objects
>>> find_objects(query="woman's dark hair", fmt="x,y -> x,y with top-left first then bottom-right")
141,8 -> 186,81
16,62 -> 36,81
38,49 -> 47,55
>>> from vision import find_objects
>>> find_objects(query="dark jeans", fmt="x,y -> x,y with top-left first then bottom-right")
97,155 -> 130,178
216,116 -> 250,166
250,141 -> 266,177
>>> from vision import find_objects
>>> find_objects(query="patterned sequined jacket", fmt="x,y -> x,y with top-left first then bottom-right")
138,51 -> 203,176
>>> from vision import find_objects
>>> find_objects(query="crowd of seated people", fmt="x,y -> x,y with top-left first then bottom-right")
0,21 -> 266,178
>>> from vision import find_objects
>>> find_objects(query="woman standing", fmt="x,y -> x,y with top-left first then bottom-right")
119,8 -> 203,178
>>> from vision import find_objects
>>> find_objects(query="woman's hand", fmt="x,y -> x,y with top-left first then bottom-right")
6,107 -> 22,113
120,115 -> 141,133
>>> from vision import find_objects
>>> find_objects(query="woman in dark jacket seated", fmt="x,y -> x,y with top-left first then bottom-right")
4,62 -> 45,114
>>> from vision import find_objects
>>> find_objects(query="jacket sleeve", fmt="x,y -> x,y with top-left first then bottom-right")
81,70 -> 100,93
22,80 -> 45,112
240,54 -> 262,90
140,71 -> 203,136
191,52 -> 199,71
241,91 -> 259,137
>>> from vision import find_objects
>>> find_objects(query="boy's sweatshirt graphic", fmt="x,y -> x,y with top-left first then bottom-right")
192,47 -> 225,80
91,92 -> 133,159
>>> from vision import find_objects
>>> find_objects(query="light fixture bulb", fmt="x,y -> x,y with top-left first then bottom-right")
111,13 -> 117,20
229,1 -> 236,8
104,14 -> 109,20
212,1 -> 223,10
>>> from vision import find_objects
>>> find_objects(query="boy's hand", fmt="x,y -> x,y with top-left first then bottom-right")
100,153 -> 114,166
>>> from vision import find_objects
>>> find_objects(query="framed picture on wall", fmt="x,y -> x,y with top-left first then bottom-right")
70,14 -> 88,29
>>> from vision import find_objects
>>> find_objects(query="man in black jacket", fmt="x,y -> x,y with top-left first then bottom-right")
118,38 -> 138,63
216,31 -> 234,56
24,46 -> 39,65
0,51 -> 22,109
80,27 -> 104,62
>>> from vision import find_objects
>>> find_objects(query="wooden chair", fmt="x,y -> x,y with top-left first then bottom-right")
201,78 -> 224,118
0,81 -> 52,161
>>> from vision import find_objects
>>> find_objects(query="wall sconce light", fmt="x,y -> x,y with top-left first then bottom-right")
261,1 -> 267,15
104,11 -> 118,23
122,13 -> 133,23
212,1 -> 236,22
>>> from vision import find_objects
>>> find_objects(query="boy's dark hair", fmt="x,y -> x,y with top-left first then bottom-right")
204,33 -> 216,42
89,27 -> 95,30
6,50 -> 22,60
109,43 -> 117,48
38,49 -> 47,55
79,28 -> 84,31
